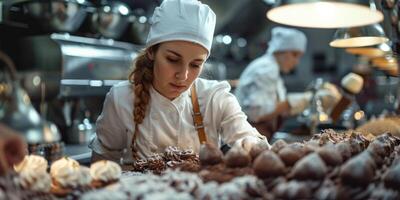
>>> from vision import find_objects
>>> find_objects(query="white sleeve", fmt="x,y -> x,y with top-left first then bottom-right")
213,86 -> 269,147
238,73 -> 278,122
89,87 -> 127,162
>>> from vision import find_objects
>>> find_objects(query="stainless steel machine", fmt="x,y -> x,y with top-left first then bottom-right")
16,33 -> 140,145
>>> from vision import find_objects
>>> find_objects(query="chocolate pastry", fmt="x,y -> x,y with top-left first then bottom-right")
253,150 -> 285,179
224,146 -> 251,168
349,139 -> 363,156
199,143 -> 223,166
375,133 -> 395,150
317,144 -> 343,166
249,144 -> 269,161
147,154 -> 166,174
278,143 -> 307,166
367,140 -> 388,166
179,149 -> 197,160
163,146 -> 181,162
383,164 -> 400,189
133,159 -> 148,172
340,152 -> 375,186
271,139 -> 287,153
335,142 -> 352,161
290,153 -> 327,180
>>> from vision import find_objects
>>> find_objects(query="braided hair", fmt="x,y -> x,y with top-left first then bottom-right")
128,45 -> 159,159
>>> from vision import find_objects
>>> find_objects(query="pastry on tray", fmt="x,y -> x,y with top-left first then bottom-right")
90,160 -> 122,188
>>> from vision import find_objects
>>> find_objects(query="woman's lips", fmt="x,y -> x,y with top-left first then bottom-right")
170,83 -> 186,90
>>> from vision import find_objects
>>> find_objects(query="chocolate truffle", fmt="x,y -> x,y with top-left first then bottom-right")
163,146 -> 181,161
335,142 -> 352,161
199,143 -> 223,166
290,153 -> 327,180
224,146 -> 251,168
383,164 -> 400,189
278,143 -> 307,166
340,152 -> 375,186
253,150 -> 285,179
271,139 -> 288,153
317,144 -> 343,166
249,143 -> 269,160
147,154 -> 166,173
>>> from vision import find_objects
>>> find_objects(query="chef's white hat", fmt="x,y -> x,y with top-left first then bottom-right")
267,26 -> 307,54
146,0 -> 216,54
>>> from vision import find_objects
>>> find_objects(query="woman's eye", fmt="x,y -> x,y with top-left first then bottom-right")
190,63 -> 201,68
167,57 -> 179,63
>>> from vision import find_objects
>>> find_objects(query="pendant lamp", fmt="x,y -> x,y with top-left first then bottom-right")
330,24 -> 388,48
267,0 -> 383,28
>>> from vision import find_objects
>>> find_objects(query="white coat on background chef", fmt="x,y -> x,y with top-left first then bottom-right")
89,0 -> 269,163
235,27 -> 339,138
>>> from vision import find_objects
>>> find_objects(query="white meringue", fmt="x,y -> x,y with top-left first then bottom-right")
50,157 -> 81,188
90,160 -> 121,182
14,155 -> 48,173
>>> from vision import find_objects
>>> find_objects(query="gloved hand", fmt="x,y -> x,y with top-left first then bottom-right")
316,82 -> 342,113
287,91 -> 313,115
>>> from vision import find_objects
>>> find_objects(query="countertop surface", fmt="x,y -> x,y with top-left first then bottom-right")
64,143 -> 92,166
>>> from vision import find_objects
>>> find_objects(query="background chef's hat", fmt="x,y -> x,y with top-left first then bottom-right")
146,0 -> 216,54
267,26 -> 307,54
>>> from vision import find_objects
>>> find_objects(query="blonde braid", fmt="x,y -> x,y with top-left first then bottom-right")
128,45 -> 158,159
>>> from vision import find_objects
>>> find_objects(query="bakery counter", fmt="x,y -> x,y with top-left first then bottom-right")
64,143 -> 92,166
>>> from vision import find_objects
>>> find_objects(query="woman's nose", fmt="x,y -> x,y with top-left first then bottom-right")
175,66 -> 189,81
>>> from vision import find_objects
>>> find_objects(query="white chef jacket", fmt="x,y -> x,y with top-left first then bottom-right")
89,78 -> 267,162
234,54 -> 286,122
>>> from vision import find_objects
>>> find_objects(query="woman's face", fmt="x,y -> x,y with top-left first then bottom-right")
279,51 -> 303,74
149,41 -> 208,100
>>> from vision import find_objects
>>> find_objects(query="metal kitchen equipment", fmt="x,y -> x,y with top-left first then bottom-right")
17,33 -> 139,98
15,33 -> 139,145
298,78 -> 332,134
6,0 -> 92,33
0,50 -> 64,162
90,1 -> 131,39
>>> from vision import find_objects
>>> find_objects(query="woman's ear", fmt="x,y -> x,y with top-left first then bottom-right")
147,49 -> 155,61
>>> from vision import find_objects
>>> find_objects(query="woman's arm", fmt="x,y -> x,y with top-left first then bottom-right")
89,86 -> 129,163
213,84 -> 270,150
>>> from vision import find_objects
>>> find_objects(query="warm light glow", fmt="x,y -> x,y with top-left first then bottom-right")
330,36 -> 388,48
372,56 -> 398,69
319,113 -> 329,122
354,111 -> 364,120
346,43 -> 392,57
346,48 -> 386,57
267,2 -> 383,28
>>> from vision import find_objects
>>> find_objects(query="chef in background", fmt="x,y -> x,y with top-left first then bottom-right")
235,27 -> 340,138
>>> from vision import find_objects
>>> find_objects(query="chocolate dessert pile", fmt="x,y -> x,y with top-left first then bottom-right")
2,129 -> 400,200
131,146 -> 200,174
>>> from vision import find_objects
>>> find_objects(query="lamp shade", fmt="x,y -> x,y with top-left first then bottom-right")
346,43 -> 392,58
330,24 -> 388,48
267,1 -> 383,28
372,56 -> 397,69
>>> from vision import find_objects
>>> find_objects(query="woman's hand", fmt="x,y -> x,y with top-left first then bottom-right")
234,135 -> 271,153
